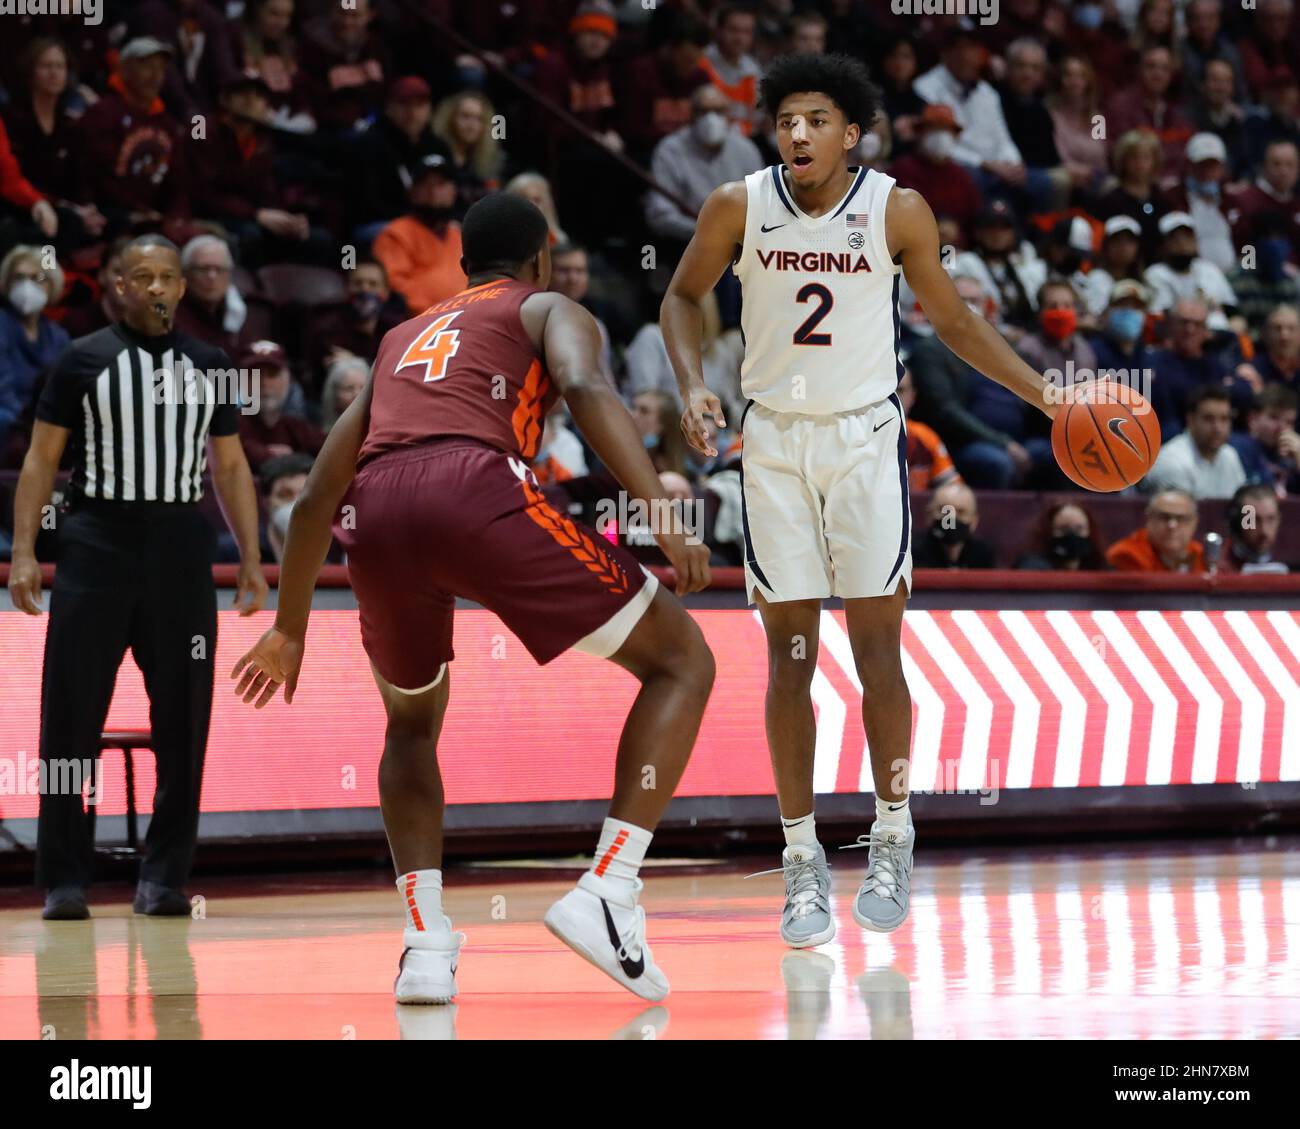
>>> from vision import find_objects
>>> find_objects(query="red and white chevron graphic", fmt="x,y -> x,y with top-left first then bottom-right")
800,609 -> 1300,792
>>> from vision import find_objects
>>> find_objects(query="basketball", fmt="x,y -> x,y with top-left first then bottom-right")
1051,381 -> 1162,492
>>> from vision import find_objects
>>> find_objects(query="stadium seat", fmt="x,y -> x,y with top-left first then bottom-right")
88,730 -> 150,857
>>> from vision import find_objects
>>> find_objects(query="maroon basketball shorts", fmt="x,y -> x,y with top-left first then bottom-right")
336,439 -> 658,692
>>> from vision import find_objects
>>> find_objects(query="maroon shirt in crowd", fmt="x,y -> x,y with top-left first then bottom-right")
888,153 -> 983,233
2,98 -> 89,205
239,412 -> 324,470
188,119 -> 282,221
617,53 -> 709,155
79,82 -> 189,219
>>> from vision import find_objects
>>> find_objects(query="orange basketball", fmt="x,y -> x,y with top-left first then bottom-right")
1051,380 -> 1162,492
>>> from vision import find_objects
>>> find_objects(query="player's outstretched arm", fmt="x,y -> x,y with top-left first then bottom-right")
888,187 -> 1060,419
661,181 -> 747,456
539,296 -> 710,595
231,377 -> 373,707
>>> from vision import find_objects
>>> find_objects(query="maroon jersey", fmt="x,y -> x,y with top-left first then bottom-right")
359,279 -> 557,466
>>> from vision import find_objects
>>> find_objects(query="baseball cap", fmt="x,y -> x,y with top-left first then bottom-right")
1110,279 -> 1150,305
1103,215 -> 1142,239
918,103 -> 962,134
569,0 -> 617,39
388,76 -> 432,104
410,147 -> 454,182
974,199 -> 1016,228
120,37 -> 175,62
1185,132 -> 1227,164
239,340 -> 289,371
1158,211 -> 1195,235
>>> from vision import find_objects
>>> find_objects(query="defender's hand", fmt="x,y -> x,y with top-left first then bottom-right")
656,530 -> 711,595
231,627 -> 304,707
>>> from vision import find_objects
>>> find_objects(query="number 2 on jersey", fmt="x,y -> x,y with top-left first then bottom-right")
793,283 -> 833,346
395,310 -> 463,382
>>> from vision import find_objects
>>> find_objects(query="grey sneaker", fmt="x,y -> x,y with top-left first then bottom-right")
849,822 -> 914,933
776,844 -> 835,948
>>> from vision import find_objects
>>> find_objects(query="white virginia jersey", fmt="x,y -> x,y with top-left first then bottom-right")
733,164 -> 902,415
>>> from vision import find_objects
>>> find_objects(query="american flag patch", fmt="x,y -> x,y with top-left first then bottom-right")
845,213 -> 869,227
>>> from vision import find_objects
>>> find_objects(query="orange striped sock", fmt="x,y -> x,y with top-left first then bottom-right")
590,818 -> 652,889
397,869 -> 444,933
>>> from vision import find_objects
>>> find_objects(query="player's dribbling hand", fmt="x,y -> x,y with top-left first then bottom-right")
680,387 -> 726,457
231,627 -> 304,708
657,532 -> 711,595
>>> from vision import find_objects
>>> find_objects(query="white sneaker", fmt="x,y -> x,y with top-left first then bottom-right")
394,919 -> 465,1005
543,872 -> 669,1002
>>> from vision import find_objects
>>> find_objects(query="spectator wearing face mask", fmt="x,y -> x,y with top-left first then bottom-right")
307,258 -> 404,392
1229,383 -> 1300,492
912,481 -> 997,569
1143,211 -> 1237,322
1089,279 -> 1156,373
0,244 -> 68,456
1014,500 -> 1108,570
1106,488 -> 1207,572
1080,217 -> 1147,319
259,451 -> 315,564
1143,384 -> 1247,499
1159,133 -> 1237,274
645,83 -> 763,254
949,200 -> 1047,333
372,150 -> 467,315
1016,280 -> 1098,394
1221,482 -> 1290,572
887,104 -> 982,235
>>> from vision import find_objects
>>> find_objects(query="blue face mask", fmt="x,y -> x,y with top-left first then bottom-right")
1107,307 -> 1145,342
1187,177 -> 1221,200
643,433 -> 659,450
1072,3 -> 1104,29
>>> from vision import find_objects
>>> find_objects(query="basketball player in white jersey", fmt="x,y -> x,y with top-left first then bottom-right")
662,54 -> 1058,945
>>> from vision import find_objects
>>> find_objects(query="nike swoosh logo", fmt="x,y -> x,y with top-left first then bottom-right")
760,223 -> 786,233
601,899 -> 644,979
1107,415 -> 1141,456
887,802 -> 906,811
873,419 -> 892,432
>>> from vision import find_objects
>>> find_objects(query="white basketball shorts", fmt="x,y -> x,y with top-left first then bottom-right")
739,394 -> 913,604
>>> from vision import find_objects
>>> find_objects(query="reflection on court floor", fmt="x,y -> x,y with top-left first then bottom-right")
2,840 -> 1296,1039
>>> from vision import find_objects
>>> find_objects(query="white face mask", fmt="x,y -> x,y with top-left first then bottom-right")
857,131 -> 883,160
920,130 -> 956,161
270,500 -> 295,538
692,111 -> 730,148
8,278 -> 48,317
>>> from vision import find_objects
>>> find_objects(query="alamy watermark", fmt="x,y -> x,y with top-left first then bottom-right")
0,752 -> 102,799
0,1 -> 102,26
1042,362 -> 1155,411
151,363 -> 261,415
891,0 -> 999,26
595,492 -> 704,546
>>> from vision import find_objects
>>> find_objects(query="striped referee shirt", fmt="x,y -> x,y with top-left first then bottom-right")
36,324 -> 239,503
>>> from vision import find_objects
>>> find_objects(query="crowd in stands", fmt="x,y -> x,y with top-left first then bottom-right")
1,0 -> 1299,574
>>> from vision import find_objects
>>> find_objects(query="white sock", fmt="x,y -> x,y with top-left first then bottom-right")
781,812 -> 818,848
590,817 -> 652,891
397,869 -> 448,934
875,795 -> 910,831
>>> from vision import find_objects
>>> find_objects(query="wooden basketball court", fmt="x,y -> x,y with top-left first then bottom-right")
2,839 -> 1296,1040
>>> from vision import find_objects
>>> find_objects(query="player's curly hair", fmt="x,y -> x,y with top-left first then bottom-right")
759,53 -> 882,131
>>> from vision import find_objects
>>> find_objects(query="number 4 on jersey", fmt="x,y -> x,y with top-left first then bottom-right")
395,311 -> 463,382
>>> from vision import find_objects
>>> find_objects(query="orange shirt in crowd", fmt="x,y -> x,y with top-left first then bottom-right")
906,420 -> 959,492
372,217 -> 467,314
1105,528 -> 1206,572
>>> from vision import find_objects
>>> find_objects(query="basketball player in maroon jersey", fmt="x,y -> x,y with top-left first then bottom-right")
231,194 -> 715,1004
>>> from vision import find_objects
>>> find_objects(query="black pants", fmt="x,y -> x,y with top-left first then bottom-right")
36,501 -> 218,890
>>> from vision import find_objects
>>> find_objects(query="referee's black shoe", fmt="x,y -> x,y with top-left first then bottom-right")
42,885 -> 90,920
133,881 -> 191,917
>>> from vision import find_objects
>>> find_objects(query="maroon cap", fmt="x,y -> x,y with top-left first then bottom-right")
388,76 -> 432,104
239,340 -> 289,372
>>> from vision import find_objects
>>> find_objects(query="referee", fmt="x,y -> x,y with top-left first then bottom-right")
8,235 -> 268,920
